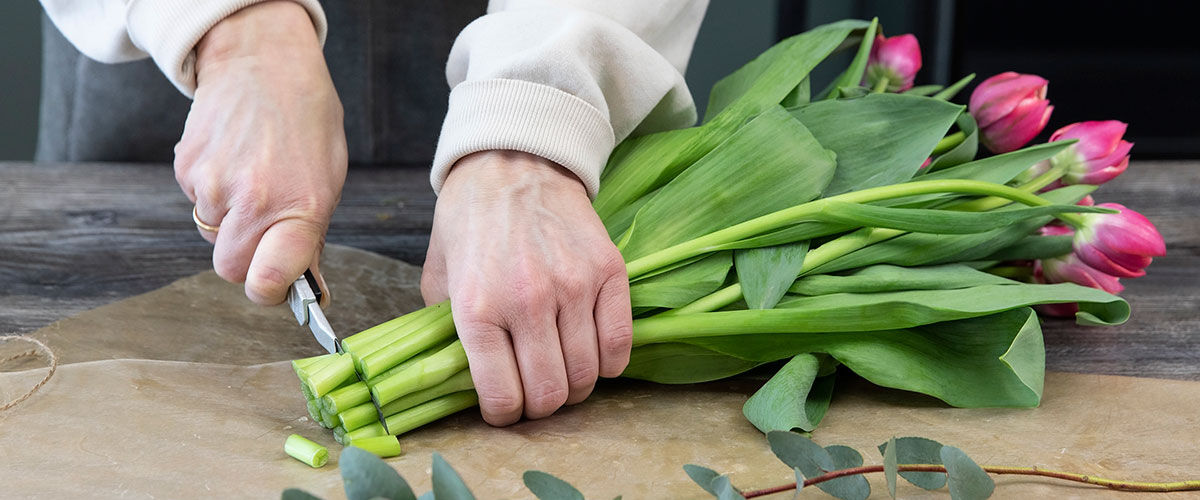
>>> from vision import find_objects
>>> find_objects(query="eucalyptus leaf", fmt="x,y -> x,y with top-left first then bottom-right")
622,342 -> 762,384
341,447 -> 417,500
282,488 -> 324,500
736,242 -> 809,310
790,93 -> 962,196
630,252 -> 732,309
711,475 -> 747,500
683,464 -> 722,496
523,470 -> 584,500
878,437 -> 947,490
883,437 -> 898,498
789,264 -> 1014,295
817,445 -> 870,500
742,354 -> 835,433
941,446 -> 995,500
767,430 -> 835,480
925,111 -> 979,172
416,494 -> 433,500
431,452 -> 475,500
620,107 -> 835,262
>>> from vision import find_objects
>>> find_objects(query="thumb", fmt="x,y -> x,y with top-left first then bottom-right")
245,218 -> 327,306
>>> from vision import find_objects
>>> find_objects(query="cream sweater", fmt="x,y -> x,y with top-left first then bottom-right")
40,0 -> 708,198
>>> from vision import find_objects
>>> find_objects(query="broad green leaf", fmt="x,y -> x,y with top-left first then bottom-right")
767,430 -> 835,479
634,280 -> 1129,348
896,141 -> 1075,208
736,242 -> 809,310
925,111 -> 979,172
780,77 -> 811,108
714,221 -> 851,251
523,470 -> 584,500
704,19 -> 868,122
742,354 -> 835,433
883,437 -> 898,498
809,201 -> 1110,235
710,476 -> 746,500
903,84 -> 944,96
984,234 -> 1073,261
789,264 -> 1014,295
941,446 -> 995,500
808,185 -> 1096,275
340,447 -> 417,500
622,343 -> 762,384
604,186 -> 656,241
282,489 -> 323,500
818,18 -> 878,101
878,437 -> 947,490
790,93 -> 962,196
431,452 -> 475,500
630,251 -> 731,309
683,464 -> 721,496
647,308 -> 1047,408
932,73 -> 976,101
818,445 -> 870,500
594,125 -> 711,220
620,107 -> 836,262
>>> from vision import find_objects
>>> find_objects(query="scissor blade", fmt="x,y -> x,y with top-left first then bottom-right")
307,302 -> 340,354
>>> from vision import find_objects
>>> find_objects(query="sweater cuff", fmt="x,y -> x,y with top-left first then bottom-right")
431,79 -> 616,199
125,0 -> 328,98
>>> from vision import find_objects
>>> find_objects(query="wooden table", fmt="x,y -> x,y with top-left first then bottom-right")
2,161 -> 1197,379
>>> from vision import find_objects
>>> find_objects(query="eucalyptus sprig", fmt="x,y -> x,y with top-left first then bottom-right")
283,432 -> 1199,500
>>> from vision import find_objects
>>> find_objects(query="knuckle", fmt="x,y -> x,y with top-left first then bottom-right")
602,322 -> 634,358
565,360 -> 599,391
212,254 -> 247,284
524,378 -> 568,416
478,391 -> 523,419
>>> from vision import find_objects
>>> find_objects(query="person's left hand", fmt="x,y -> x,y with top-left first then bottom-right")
420,150 -> 633,426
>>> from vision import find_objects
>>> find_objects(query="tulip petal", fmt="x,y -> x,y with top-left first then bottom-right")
981,100 -> 1052,153
969,73 -> 1049,128
1052,121 -> 1128,160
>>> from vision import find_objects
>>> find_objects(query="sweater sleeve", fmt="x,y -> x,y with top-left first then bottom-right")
430,0 -> 709,198
39,0 -> 327,97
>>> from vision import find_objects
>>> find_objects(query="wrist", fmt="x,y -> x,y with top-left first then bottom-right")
196,1 -> 320,75
444,151 -> 589,200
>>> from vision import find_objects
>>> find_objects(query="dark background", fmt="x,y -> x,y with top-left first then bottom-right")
2,0 -> 1196,160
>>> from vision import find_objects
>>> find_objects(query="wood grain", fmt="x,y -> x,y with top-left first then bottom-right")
1,161 -> 1196,379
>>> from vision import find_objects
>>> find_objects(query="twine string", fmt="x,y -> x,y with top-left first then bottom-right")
1,336 -> 58,412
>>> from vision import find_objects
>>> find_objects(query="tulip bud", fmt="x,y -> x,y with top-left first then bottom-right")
864,34 -> 922,92
1046,121 -> 1134,186
1073,203 -> 1165,278
1037,253 -> 1124,295
968,72 -> 1054,153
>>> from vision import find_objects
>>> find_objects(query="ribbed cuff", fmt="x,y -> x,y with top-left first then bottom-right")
431,79 -> 616,199
125,0 -> 328,98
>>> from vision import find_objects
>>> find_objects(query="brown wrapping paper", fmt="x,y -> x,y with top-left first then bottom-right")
2,245 -> 1197,498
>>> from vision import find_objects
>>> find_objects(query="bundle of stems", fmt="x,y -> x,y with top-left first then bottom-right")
290,18 -> 1135,446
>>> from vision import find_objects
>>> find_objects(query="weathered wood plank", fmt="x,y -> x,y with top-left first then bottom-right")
1,161 -> 1197,381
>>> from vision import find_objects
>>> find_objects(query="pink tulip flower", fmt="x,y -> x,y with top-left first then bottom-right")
969,72 -> 1054,153
864,34 -> 922,92
1049,121 -> 1134,186
1073,203 -> 1165,278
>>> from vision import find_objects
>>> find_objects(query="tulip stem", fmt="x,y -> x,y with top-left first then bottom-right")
932,131 -> 966,156
872,77 -> 890,93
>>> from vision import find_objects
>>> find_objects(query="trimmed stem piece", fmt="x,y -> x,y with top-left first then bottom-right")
284,434 -> 328,468
351,435 -> 404,458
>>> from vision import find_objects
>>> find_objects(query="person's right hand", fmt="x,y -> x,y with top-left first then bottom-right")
174,1 -> 347,306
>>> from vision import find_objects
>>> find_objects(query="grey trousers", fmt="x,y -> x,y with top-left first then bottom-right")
36,0 -> 486,166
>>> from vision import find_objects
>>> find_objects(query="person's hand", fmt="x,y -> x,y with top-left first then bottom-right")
175,1 -> 346,306
421,150 -> 633,426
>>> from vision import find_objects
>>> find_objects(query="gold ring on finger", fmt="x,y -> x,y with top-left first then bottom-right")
192,205 -> 220,233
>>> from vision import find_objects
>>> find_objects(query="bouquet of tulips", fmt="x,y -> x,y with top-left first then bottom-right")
290,19 -> 1164,448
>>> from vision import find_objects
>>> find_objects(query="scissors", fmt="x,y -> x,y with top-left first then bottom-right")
287,269 -> 340,354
